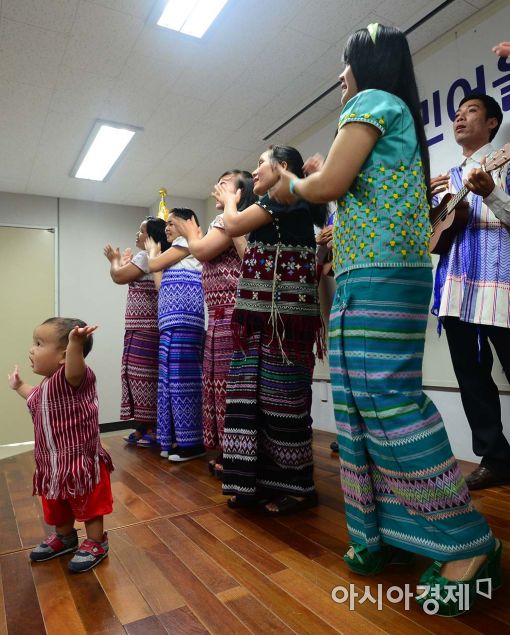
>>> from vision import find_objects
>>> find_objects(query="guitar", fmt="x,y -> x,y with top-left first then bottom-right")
429,143 -> 510,255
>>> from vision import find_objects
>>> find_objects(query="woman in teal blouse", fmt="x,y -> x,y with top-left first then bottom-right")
272,24 -> 500,617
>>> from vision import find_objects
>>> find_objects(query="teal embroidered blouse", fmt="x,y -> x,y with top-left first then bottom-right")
332,89 -> 432,276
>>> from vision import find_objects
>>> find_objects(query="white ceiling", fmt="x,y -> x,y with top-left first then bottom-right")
0,0 -> 492,206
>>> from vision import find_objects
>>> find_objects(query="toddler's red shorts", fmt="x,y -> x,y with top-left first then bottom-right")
41,461 -> 113,525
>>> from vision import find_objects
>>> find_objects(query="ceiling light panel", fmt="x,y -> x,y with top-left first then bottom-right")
71,121 -> 141,182
157,0 -> 228,38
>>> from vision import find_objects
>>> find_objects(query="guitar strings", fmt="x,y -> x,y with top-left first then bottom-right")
430,188 -> 467,229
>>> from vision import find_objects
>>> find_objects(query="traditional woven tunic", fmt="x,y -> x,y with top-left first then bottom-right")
222,195 -> 323,498
202,214 -> 242,450
157,237 -> 204,451
121,250 -> 159,424
27,366 -> 113,499
432,144 -> 510,328
330,89 -> 494,560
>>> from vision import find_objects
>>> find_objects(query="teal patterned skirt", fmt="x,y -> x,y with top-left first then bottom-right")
329,266 -> 495,560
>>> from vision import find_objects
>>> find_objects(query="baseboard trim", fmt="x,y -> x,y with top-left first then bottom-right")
100,421 -> 133,433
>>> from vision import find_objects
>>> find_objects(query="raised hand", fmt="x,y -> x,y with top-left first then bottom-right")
172,215 -> 202,240
7,364 -> 22,390
430,173 -> 450,197
212,182 -> 237,208
493,42 -> 510,57
268,165 -> 298,204
104,244 -> 121,262
303,153 -> 324,175
65,325 -> 97,387
121,247 -> 133,265
145,236 -> 161,258
7,364 -> 32,398
68,324 -> 98,347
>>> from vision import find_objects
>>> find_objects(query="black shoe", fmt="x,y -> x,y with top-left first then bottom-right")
465,465 -> 510,490
168,445 -> 206,462
330,440 -> 339,453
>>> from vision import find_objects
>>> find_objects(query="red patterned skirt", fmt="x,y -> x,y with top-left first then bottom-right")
120,329 -> 159,425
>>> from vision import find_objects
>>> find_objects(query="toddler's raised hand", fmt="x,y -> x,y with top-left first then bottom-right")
7,364 -> 22,390
68,324 -> 98,347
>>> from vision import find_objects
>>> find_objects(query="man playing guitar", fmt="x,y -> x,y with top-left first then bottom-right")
432,92 -> 510,490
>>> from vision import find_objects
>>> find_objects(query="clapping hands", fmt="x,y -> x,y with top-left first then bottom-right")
145,236 -> 161,257
172,215 -> 203,240
103,244 -> 121,262
212,182 -> 240,208
303,153 -> 324,175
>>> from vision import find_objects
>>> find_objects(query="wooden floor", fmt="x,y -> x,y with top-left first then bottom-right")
0,431 -> 509,634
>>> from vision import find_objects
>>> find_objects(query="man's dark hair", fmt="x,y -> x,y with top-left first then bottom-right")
42,317 -> 93,357
458,93 -> 503,141
170,208 -> 200,226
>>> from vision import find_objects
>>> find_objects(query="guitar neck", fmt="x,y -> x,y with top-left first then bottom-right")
447,185 -> 469,212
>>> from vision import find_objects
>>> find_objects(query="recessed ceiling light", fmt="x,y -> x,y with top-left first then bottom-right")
157,0 -> 228,38
71,121 -> 141,182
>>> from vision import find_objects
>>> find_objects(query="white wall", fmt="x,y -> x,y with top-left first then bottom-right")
0,191 -> 58,228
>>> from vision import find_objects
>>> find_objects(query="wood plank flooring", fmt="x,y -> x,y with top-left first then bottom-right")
0,430 -> 509,634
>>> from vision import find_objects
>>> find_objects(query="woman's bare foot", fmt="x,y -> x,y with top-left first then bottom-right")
345,545 -> 357,560
265,496 -> 305,513
417,539 -> 499,598
440,555 -> 488,580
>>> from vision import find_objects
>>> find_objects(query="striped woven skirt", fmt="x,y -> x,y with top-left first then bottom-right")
202,304 -> 235,450
330,267 -> 495,561
222,328 -> 315,497
157,326 -> 204,451
120,329 -> 159,425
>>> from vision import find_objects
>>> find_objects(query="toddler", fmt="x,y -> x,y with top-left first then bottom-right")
8,318 -> 113,573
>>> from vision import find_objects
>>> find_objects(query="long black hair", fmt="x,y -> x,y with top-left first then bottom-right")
269,145 -> 327,227
145,216 -> 170,252
343,25 -> 431,203
218,170 -> 257,211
